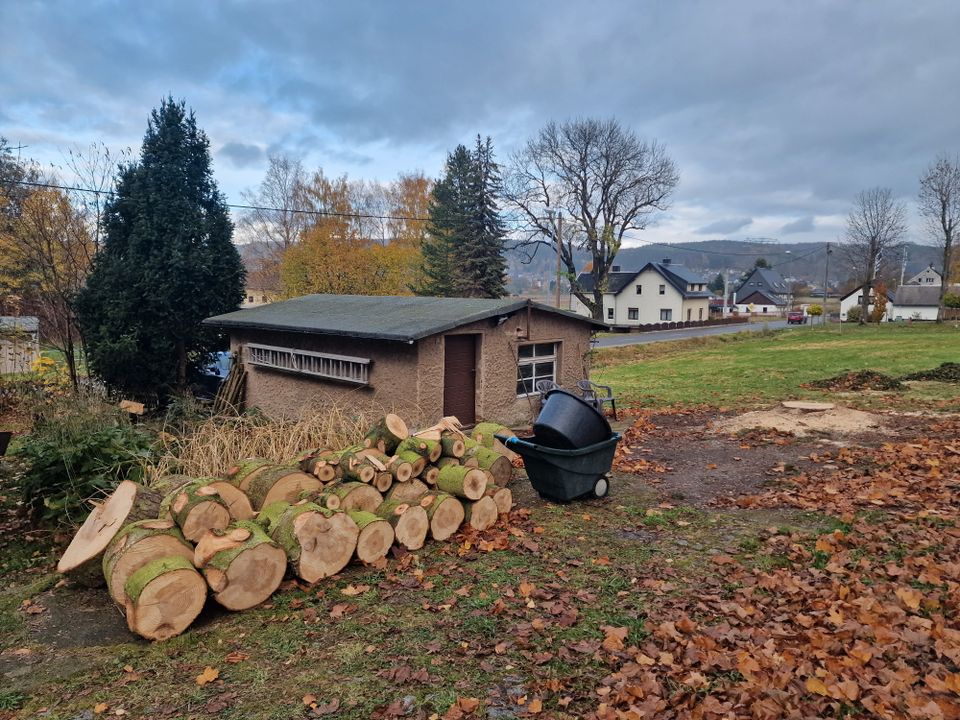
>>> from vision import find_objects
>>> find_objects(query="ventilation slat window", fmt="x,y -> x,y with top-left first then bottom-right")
245,343 -> 370,385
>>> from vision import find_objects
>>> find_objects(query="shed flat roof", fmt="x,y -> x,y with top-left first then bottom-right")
204,294 -> 606,342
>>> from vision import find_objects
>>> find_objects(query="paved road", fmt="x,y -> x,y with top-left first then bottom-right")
594,319 -> 792,347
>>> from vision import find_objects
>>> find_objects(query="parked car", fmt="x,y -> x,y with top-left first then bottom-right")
787,310 -> 807,325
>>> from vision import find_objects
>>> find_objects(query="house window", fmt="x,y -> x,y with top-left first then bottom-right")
762,307 -> 768,313
698,307 -> 704,320
687,308 -> 692,321
247,295 -> 254,303
246,343 -> 371,385
516,342 -> 558,396
659,284 -> 666,295
635,285 -> 642,294
926,277 -> 934,283
607,307 -> 614,320
660,309 -> 672,321
628,308 -> 638,320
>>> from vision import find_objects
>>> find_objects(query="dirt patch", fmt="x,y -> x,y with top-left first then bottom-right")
24,585 -> 137,648
805,370 -> 904,391
720,404 -> 883,437
900,361 -> 960,383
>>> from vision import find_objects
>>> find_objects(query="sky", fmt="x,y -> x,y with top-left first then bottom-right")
3,0 -> 958,251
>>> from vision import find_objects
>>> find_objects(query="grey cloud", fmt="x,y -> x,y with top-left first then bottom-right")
781,216 -> 816,234
218,142 -> 264,168
696,218 -> 753,235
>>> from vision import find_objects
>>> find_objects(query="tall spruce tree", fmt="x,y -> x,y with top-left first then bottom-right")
461,135 -> 507,298
75,98 -> 244,401
415,139 -> 507,297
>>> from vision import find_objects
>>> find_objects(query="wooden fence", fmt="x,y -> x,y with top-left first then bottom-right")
0,337 -> 39,375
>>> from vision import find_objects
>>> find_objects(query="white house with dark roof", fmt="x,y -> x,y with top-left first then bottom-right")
569,260 -> 712,326
839,284 -> 895,321
733,268 -> 790,314
905,264 -> 942,287
889,285 -> 941,320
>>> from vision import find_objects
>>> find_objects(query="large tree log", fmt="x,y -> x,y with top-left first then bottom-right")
436,464 -> 487,501
57,481 -> 163,586
384,478 -> 429,503
160,480 -> 231,543
194,521 -> 286,611
463,496 -> 499,531
466,446 -> 513,486
258,501 -> 358,583
485,486 -> 513,516
307,481 -> 383,513
338,446 -> 377,484
296,448 -> 339,483
123,555 -> 207,641
362,414 -> 409,455
397,437 -> 442,463
420,493 -> 465,541
245,465 -> 322,510
346,510 -> 395,564
225,458 -> 274,492
205,480 -> 255,520
102,519 -> 194,604
375,499 -> 428,551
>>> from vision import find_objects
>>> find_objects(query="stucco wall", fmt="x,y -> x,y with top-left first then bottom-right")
232,307 -> 594,427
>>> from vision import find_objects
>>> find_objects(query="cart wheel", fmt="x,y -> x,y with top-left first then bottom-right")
592,475 -> 610,499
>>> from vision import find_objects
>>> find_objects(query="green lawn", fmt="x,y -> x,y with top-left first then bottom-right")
593,323 -> 960,410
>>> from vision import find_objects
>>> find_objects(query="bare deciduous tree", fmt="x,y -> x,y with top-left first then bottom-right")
60,141 -> 130,249
918,154 -> 960,321
842,187 -> 907,325
505,118 -> 679,320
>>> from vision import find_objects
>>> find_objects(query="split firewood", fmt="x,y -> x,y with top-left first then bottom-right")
485,485 -> 513,515
304,481 -> 383,512
160,480 -> 231,543
57,481 -> 163,587
245,465 -> 321,510
346,510 -> 395,564
419,492 -> 465,541
155,474 -> 254,521
413,416 -> 466,442
396,437 -> 442,463
122,555 -> 207,641
193,521 -> 286,611
466,445 -> 513,486
362,414 -> 409,454
384,478 -> 429,503
258,501 -> 358,583
102,519 -> 194,604
375,499 -> 429,551
225,458 -> 274,492
463,496 -> 499,531
338,446 -> 377,484
436,464 -> 487,501
396,450 -> 427,477
296,448 -> 340,482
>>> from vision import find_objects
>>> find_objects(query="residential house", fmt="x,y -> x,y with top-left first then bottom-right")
905,264 -> 942,287
733,268 -> 790,314
839,285 -> 895,321
890,285 -> 941,321
205,295 -> 604,425
569,260 -> 712,326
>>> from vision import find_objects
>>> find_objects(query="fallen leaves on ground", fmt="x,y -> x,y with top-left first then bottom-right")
590,418 -> 960,719
194,667 -> 219,686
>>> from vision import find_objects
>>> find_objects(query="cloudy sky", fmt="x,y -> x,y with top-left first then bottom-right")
3,1 -> 958,249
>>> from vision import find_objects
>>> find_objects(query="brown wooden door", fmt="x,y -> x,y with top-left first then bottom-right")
443,334 -> 477,425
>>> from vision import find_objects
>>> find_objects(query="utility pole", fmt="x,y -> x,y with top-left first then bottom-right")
899,246 -> 908,286
554,212 -> 563,309
822,242 -> 832,326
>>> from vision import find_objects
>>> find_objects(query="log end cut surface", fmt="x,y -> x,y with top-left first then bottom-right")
293,511 -> 359,583
214,544 -> 287,611
58,480 -> 140,575
182,502 -> 231,543
125,567 -> 207,641
355,519 -> 395,564
106,534 -> 193,605
394,506 -> 429,551
467,496 -> 499,531
430,496 -> 465,542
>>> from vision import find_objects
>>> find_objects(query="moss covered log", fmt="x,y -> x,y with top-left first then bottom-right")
193,521 -> 286,610
102,519 -> 193,604
122,555 -> 207,641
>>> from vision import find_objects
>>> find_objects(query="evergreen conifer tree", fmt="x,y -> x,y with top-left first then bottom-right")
75,98 -> 244,400
461,135 -> 507,298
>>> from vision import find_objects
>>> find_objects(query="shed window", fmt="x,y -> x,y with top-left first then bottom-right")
517,342 -> 558,396
246,343 -> 370,385
627,307 -> 638,320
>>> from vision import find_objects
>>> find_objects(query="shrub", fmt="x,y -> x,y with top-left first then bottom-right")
846,306 -> 862,323
945,293 -> 960,309
16,395 -> 159,526
806,304 -> 823,317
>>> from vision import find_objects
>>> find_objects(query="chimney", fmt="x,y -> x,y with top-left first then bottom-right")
662,258 -> 672,265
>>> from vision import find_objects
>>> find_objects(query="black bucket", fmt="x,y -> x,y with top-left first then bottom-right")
533,389 -> 612,449
0,431 -> 11,456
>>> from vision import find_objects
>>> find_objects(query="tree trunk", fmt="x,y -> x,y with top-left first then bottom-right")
57,481 -> 163,587
375,499 -> 429,551
258,501 -> 358,583
160,481 -> 232,543
122,555 -> 207,641
347,510 -> 395,564
436,464 -> 487,500
939,233 -> 954,322
420,493 -> 465,541
102,519 -> 194,604
362,414 -> 409,454
194,521 -> 287,611
176,338 -> 187,392
245,466 -> 321,510
464,496 -> 499,531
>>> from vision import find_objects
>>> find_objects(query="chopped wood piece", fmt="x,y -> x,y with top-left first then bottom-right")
347,510 -> 395,563
312,481 -> 383,512
485,486 -> 513,515
387,456 -> 413,483
439,431 -> 466,458
397,437 -> 442,463
123,555 -> 207,641
102,519 -> 194,604
57,481 -> 163,586
296,448 -> 339,482
206,480 -> 255,520
258,501 -> 358,583
362,414 -> 409,454
464,496 -> 499,531
384,478 -> 429,502
467,446 -> 513,486
373,471 -> 393,493
376,499 -> 429,550
160,480 -> 232,543
436,464 -> 487,501
338,446 -> 377,483
397,450 -> 427,477
422,465 -> 439,485
245,466 -> 322,510
226,458 -> 273,492
421,493 -> 465,541
194,521 -> 286,610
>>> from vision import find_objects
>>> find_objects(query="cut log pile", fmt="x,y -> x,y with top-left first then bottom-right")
55,414 -> 515,640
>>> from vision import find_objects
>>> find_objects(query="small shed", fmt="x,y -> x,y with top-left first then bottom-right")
890,285 -> 941,321
204,295 -> 605,425
0,316 -> 40,375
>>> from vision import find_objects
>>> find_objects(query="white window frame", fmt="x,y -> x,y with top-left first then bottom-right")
246,343 -> 371,385
660,308 -> 673,321
516,342 -> 559,397
627,307 -> 639,320
659,284 -> 666,295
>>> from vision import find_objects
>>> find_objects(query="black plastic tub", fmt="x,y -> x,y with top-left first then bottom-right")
532,389 -> 612,449
497,432 -> 621,502
0,431 -> 11,456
